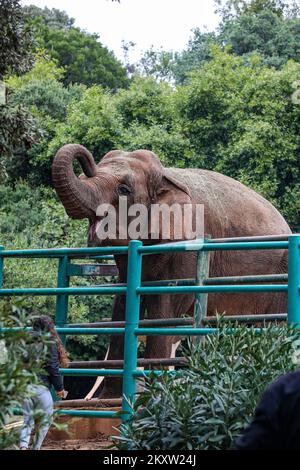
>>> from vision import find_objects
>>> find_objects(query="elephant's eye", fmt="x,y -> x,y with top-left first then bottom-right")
117,185 -> 131,196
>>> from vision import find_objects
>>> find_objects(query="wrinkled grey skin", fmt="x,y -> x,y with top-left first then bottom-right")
52,144 -> 291,397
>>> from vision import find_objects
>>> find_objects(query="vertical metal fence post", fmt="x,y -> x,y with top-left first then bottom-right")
194,237 -> 210,328
0,246 -> 4,288
288,235 -> 300,326
122,240 -> 142,423
55,256 -> 70,344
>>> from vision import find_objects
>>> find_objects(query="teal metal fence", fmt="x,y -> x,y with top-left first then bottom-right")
0,235 -> 300,423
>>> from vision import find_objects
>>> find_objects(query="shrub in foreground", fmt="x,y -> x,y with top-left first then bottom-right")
116,323 -> 300,450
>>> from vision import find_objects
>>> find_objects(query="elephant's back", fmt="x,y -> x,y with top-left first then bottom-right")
166,167 -> 291,237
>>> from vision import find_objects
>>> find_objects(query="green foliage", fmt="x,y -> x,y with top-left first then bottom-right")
220,9 -> 300,67
177,49 -> 300,230
3,55 -> 85,184
47,77 -> 192,169
214,0 -> 300,21
0,5 -> 43,185
0,182 -> 114,361
6,52 -> 65,89
116,323 -> 300,450
0,103 -> 39,180
24,5 -> 129,89
172,31 -> 219,85
0,0 -> 34,79
23,5 -> 75,30
172,2 -> 300,83
0,307 -> 48,449
47,85 -> 123,160
137,47 -> 175,83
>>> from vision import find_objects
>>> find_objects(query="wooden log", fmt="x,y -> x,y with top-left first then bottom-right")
68,357 -> 188,368
55,398 -> 122,408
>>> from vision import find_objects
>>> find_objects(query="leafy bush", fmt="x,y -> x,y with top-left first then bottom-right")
0,306 -> 49,449
116,323 -> 300,450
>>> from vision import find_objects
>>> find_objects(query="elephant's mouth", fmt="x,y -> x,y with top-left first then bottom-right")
87,217 -> 125,246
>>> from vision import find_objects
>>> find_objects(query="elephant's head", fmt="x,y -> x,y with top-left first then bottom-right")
52,144 -> 192,246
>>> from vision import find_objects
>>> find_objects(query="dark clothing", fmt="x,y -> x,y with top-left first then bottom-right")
27,331 -> 64,392
235,371 -> 300,450
40,343 -> 64,392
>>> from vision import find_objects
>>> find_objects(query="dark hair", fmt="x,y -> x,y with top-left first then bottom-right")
33,315 -> 69,367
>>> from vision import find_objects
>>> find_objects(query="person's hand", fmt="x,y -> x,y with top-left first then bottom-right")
56,390 -> 65,399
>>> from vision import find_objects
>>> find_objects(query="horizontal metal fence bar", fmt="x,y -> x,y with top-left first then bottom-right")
140,274 -> 288,287
66,312 -> 286,330
90,255 -> 115,260
0,281 -> 288,298
137,284 -> 288,295
0,247 -> 128,258
210,234 -> 293,243
59,368 -> 124,376
202,242 -> 289,251
57,328 -> 125,335
12,408 -> 120,418
0,327 -> 125,335
68,317 -> 194,328
205,313 -> 287,323
133,370 -> 179,377
205,274 -> 288,284
135,327 -> 264,336
139,241 -> 288,255
56,410 -> 120,418
0,286 -> 126,296
0,327 -> 30,333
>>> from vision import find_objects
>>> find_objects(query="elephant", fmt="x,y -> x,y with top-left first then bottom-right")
52,144 -> 291,398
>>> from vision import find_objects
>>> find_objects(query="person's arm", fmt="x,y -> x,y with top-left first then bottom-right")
235,384 -> 282,450
45,344 -> 64,393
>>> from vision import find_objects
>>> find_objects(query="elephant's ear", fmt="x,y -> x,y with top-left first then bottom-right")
161,170 -> 192,201
152,170 -> 194,242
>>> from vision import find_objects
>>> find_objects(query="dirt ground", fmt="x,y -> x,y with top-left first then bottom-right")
42,433 -> 114,450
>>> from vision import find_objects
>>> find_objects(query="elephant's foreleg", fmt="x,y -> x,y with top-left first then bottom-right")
97,294 -> 126,398
98,294 -> 146,398
144,293 -> 193,365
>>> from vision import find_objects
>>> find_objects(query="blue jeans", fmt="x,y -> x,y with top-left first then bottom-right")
19,385 -> 53,450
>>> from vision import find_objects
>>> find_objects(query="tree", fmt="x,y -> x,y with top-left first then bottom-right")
214,0 -> 300,21
46,76 -> 192,170
137,47 -> 175,83
0,1 -> 37,187
219,8 -> 300,67
23,5 -> 75,30
178,48 -> 300,230
0,0 -> 34,79
4,55 -> 85,185
173,30 -> 219,84
25,6 -> 129,89
169,3 -> 300,84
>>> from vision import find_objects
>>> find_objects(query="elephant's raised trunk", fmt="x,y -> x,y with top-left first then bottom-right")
52,144 -> 98,219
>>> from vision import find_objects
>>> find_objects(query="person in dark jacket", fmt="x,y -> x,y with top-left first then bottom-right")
19,315 -> 69,450
235,370 -> 300,450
